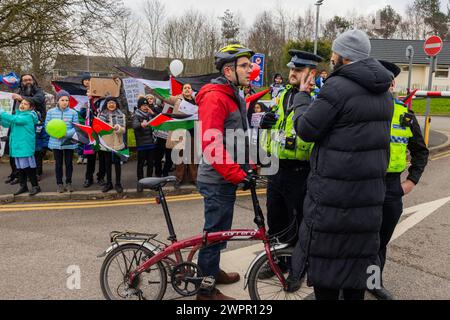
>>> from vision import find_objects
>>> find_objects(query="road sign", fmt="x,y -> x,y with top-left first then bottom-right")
251,53 -> 265,88
424,36 -> 443,57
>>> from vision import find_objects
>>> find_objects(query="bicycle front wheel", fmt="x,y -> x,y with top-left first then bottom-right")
100,244 -> 167,300
247,247 -> 306,300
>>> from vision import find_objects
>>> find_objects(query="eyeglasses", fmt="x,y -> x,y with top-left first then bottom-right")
236,63 -> 253,70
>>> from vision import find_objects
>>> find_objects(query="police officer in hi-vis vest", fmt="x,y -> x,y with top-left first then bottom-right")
258,50 -> 323,279
370,60 -> 429,300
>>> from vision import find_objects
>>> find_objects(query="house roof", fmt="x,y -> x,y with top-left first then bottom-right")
370,39 -> 450,65
53,54 -> 125,73
144,56 -> 214,75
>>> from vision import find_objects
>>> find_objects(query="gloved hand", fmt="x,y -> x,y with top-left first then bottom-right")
241,170 -> 257,191
259,112 -> 278,129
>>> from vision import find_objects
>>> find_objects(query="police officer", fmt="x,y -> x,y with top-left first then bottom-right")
370,60 -> 429,300
258,50 -> 323,279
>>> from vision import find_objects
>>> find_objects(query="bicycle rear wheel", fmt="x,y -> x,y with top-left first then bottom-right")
247,247 -> 306,300
100,244 -> 167,300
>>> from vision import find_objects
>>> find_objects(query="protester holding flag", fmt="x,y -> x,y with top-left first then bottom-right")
98,97 -> 126,193
45,90 -> 79,193
132,97 -> 159,192
79,74 -> 106,187
166,83 -> 198,189
144,94 -> 170,177
0,98 -> 41,196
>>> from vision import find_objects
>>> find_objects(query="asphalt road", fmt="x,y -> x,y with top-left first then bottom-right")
0,152 -> 449,300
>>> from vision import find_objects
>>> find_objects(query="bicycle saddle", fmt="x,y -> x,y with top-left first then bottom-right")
138,176 -> 178,189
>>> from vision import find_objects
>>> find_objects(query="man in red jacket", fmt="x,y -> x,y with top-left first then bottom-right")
195,44 -> 256,300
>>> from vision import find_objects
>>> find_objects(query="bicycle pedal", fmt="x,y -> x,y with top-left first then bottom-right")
200,276 -> 216,292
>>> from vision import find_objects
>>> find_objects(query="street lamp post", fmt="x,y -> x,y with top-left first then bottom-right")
314,0 -> 324,55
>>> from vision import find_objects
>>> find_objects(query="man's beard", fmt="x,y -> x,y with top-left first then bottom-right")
332,57 -> 345,72
22,83 -> 34,96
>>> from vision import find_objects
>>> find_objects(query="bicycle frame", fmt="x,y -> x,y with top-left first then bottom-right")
127,182 -> 288,289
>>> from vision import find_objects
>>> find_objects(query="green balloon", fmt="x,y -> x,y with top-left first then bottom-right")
46,119 -> 67,139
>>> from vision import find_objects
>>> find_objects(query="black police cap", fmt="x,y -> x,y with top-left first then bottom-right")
287,50 -> 324,69
379,60 -> 401,78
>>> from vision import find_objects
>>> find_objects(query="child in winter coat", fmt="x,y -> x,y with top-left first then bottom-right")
45,90 -> 79,193
98,97 -> 126,193
0,98 -> 41,196
132,97 -> 159,192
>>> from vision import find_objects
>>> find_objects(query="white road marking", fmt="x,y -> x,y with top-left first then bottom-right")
391,196 -> 450,242
217,197 -> 450,300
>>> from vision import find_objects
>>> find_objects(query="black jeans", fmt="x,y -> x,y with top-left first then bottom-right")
266,161 -> 310,244
9,155 -> 18,179
379,174 -> 404,276
314,288 -> 365,300
137,149 -> 157,180
53,149 -> 74,185
35,149 -> 47,176
156,138 -> 173,177
102,151 -> 121,185
97,151 -> 107,181
85,152 -> 106,182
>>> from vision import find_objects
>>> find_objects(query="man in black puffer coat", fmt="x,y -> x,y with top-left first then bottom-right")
290,30 -> 394,300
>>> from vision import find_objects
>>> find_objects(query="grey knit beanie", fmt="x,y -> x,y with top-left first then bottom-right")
332,29 -> 371,62
56,90 -> 70,101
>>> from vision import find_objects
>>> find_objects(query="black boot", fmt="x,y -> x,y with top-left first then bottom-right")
4,175 -> 14,184
115,183 -> 124,194
102,182 -> 113,193
14,170 -> 28,196
29,186 -> 41,196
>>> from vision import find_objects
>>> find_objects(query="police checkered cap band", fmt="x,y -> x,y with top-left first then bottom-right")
287,57 -> 319,69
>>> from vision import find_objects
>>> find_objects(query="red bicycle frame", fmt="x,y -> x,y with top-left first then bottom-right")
128,181 -> 287,289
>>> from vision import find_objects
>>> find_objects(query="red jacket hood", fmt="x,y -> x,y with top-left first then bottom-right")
196,83 -> 236,106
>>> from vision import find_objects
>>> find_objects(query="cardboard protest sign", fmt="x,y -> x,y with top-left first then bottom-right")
89,78 -> 121,98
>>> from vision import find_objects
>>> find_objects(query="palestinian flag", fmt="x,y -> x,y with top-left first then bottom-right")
135,78 -> 171,100
51,80 -> 89,113
246,89 -> 270,105
72,123 -> 96,144
92,117 -> 114,136
116,65 -> 219,95
98,136 -> 130,162
149,113 -> 197,131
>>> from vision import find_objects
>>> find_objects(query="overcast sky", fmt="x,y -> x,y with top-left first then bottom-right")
124,0 -> 432,22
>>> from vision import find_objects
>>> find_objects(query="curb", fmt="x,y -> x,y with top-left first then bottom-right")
2,133 -> 450,205
0,185 -> 200,205
429,131 -> 450,156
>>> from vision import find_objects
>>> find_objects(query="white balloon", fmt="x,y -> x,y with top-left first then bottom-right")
169,59 -> 184,77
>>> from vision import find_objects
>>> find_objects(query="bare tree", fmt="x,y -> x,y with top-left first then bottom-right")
323,16 -> 352,41
142,0 -> 166,67
247,11 -> 284,85
0,0 -> 124,50
102,10 -> 144,67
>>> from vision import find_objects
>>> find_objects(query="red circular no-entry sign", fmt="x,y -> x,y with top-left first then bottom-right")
424,36 -> 443,57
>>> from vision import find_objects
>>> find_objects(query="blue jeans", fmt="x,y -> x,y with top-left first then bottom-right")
197,182 -> 237,279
